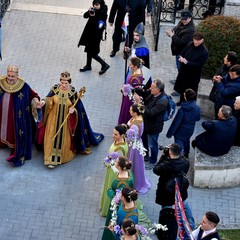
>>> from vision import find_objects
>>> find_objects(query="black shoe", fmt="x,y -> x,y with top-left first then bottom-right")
110,51 -> 116,57
176,4 -> 184,10
169,80 -> 176,85
171,91 -> 180,97
99,64 -> 110,75
79,66 -> 92,72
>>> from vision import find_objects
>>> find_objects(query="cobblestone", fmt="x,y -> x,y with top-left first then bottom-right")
0,1 -> 239,239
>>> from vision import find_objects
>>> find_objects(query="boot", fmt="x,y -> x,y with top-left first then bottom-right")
93,55 -> 110,75
80,54 -> 92,72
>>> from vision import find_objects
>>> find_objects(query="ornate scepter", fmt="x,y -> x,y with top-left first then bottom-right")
52,86 -> 86,141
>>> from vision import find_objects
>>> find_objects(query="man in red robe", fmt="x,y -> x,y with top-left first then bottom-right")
0,65 -> 41,167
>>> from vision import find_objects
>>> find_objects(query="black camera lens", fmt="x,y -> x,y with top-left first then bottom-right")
89,8 -> 95,14
159,145 -> 165,150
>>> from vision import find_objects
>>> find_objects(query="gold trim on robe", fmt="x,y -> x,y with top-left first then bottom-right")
0,76 -> 25,93
43,87 -> 76,166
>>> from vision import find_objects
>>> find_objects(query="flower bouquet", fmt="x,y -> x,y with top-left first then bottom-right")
104,151 -> 120,173
114,222 -> 168,240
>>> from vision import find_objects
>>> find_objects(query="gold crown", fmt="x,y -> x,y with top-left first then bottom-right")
7,65 -> 19,73
60,71 -> 71,81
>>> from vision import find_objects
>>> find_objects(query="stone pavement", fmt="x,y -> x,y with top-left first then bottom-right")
0,0 -> 239,239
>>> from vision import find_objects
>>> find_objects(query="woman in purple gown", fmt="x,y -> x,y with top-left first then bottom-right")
126,103 -> 151,194
118,57 -> 144,124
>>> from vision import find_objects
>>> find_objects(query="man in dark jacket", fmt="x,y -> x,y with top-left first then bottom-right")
109,0 -> 151,57
174,32 -> 208,104
134,79 -> 168,169
153,143 -> 195,230
213,64 -> 240,115
192,211 -> 220,240
166,89 -> 200,158
108,0 -> 127,57
233,96 -> 240,146
166,10 -> 195,72
192,105 -> 237,157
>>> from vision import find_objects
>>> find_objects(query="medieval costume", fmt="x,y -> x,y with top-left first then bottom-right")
101,170 -> 134,240
118,71 -> 144,124
37,72 -> 104,167
0,69 -> 40,167
99,141 -> 128,216
127,118 -> 150,194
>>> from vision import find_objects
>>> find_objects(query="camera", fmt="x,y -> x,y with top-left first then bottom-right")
89,7 -> 96,14
159,145 -> 170,158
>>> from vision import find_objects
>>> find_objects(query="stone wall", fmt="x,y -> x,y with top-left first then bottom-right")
197,79 -> 215,119
223,0 -> 240,18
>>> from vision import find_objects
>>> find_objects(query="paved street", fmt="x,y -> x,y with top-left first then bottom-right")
0,0 -> 239,239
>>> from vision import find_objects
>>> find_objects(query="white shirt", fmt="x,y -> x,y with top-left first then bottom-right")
192,226 -> 218,240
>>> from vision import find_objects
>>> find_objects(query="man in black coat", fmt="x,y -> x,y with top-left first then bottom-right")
233,96 -> 240,146
134,79 -> 168,169
108,0 -> 127,57
192,105 -> 237,157
108,0 -> 151,57
173,32 -> 208,104
153,143 -> 195,230
166,10 -> 196,72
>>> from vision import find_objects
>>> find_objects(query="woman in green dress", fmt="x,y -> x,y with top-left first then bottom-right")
121,218 -> 141,240
100,124 -> 128,216
102,156 -> 134,240
102,187 -> 139,240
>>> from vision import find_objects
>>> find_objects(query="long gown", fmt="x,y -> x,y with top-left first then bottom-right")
127,118 -> 151,194
118,71 -> 144,124
40,84 -> 104,166
99,140 -> 128,216
101,170 -> 134,240
0,77 -> 40,167
115,202 -> 139,240
102,201 -> 139,240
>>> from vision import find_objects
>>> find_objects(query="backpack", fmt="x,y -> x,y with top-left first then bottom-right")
162,95 -> 176,121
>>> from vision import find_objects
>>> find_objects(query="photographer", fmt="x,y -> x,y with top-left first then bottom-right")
153,143 -> 195,231
78,0 -> 110,75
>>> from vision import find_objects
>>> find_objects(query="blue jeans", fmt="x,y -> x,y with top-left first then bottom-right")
175,55 -> 181,72
175,137 -> 191,155
148,133 -> 159,164
162,200 -> 195,230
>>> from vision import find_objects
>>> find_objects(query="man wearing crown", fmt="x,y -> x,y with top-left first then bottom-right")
0,65 -> 41,167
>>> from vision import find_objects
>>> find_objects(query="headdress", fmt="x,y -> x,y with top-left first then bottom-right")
132,22 -> 149,50
60,71 -> 71,82
7,65 -> 19,73
134,22 -> 144,35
